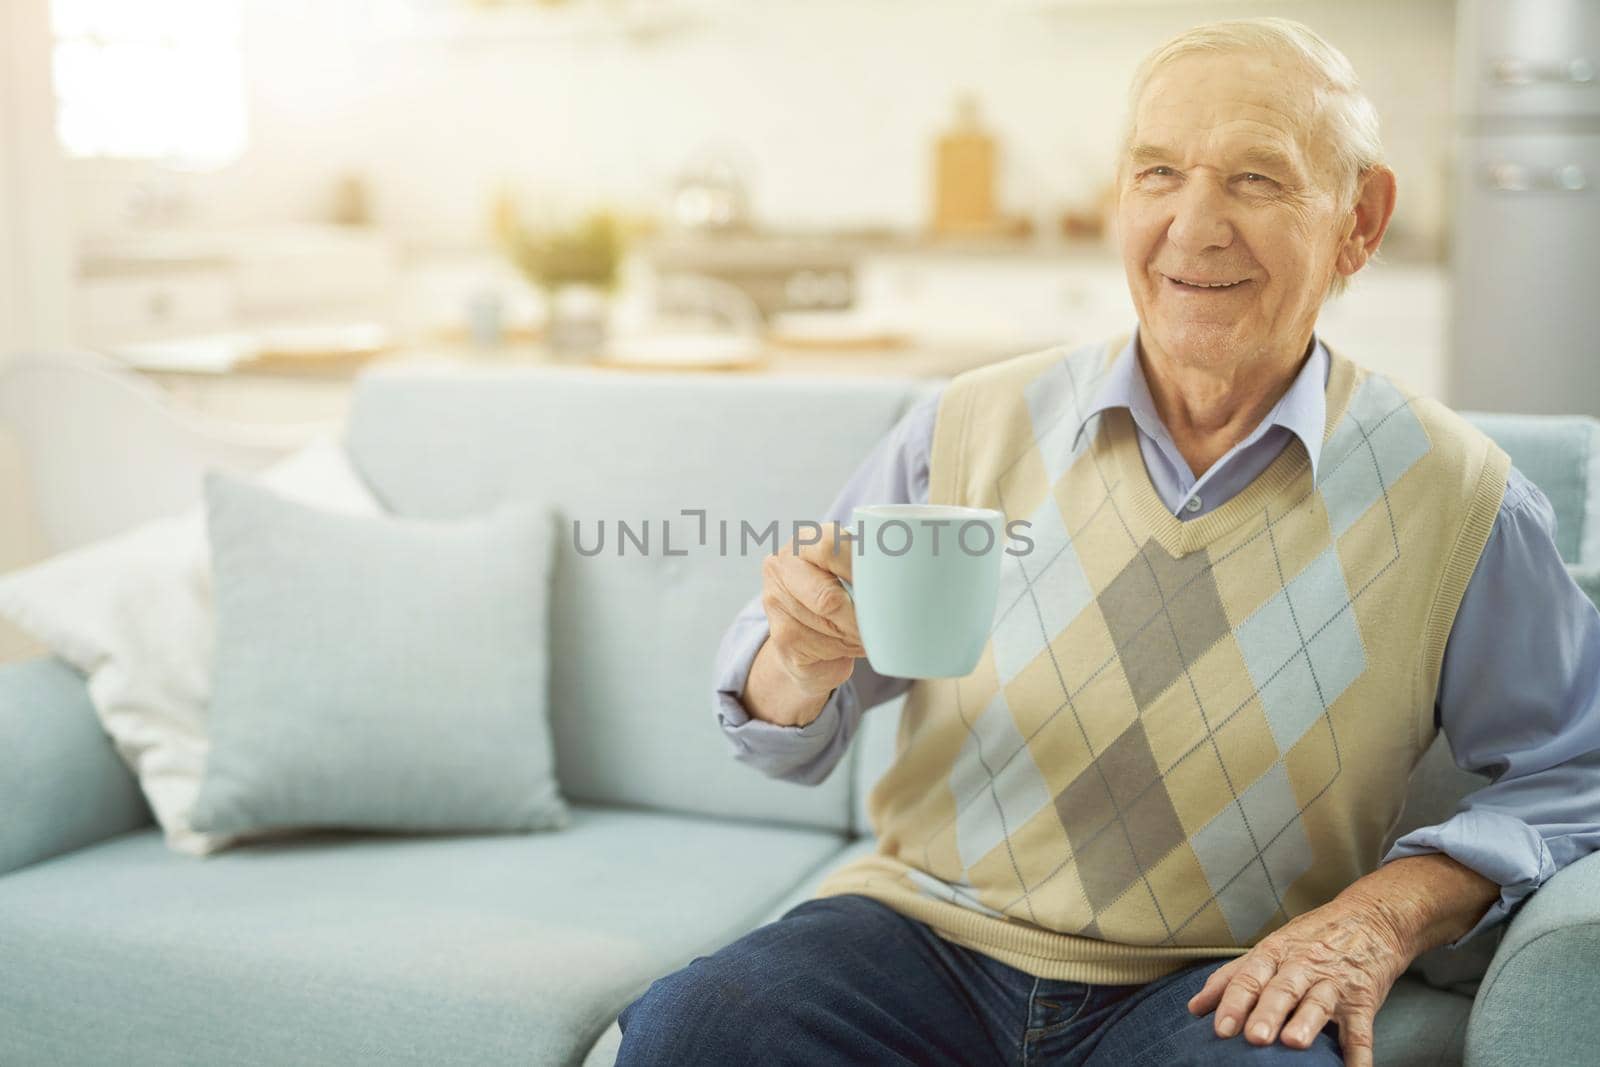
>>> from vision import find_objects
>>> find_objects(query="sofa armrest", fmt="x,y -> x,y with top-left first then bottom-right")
0,656 -> 151,877
1466,850 -> 1600,1066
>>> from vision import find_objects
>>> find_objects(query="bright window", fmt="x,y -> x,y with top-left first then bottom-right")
50,0 -> 247,167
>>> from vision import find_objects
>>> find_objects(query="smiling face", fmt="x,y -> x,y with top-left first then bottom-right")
1118,51 -> 1354,373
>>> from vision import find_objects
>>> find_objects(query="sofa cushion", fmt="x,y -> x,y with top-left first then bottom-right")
759,836 -> 882,927
1372,977 -> 1472,1067
0,805 -> 846,1067
345,368 -> 933,835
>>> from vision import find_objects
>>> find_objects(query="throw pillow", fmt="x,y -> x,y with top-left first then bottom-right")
189,470 -> 566,843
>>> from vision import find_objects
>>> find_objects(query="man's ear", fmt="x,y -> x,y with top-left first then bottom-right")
1336,166 -> 1398,280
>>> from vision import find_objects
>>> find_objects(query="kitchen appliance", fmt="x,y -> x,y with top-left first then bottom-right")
1452,0 -> 1600,415
642,233 -> 857,320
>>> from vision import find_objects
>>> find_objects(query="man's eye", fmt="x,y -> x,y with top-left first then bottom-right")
1146,166 -> 1177,178
1241,172 -> 1274,184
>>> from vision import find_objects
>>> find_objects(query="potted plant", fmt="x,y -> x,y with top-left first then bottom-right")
502,207 -> 625,358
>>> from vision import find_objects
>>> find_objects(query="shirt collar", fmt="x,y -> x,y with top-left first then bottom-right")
1072,330 -> 1328,481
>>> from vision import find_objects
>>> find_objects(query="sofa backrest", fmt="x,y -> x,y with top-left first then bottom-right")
346,367 -> 1599,856
346,366 -> 933,835
1463,412 -> 1600,567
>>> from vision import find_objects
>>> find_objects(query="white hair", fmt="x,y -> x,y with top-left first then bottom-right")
1122,18 -> 1386,294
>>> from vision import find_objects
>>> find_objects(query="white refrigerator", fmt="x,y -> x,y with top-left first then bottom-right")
1451,0 -> 1600,415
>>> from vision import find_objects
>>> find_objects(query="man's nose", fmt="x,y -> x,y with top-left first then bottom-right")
1166,178 -> 1234,254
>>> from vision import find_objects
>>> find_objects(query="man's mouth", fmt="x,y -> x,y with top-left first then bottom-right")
1164,274 -> 1250,291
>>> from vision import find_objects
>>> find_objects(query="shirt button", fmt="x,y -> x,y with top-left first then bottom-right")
1184,496 -> 1203,514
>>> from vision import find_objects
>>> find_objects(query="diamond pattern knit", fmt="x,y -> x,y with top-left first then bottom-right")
814,338 -> 1510,983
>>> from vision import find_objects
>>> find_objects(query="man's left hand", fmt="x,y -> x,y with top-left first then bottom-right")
1185,890 -> 1410,1067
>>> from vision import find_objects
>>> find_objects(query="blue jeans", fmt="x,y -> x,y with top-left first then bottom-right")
617,894 -> 1341,1066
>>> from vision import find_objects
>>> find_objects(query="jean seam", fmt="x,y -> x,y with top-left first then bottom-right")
1022,980 -> 1092,1057
1019,976 -> 1040,1067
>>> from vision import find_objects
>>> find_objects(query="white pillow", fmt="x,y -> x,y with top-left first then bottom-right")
0,434 -> 383,855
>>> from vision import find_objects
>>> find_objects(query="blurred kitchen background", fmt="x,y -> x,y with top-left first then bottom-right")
0,0 -> 1595,558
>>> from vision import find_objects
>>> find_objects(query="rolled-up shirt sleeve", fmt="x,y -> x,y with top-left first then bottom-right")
712,391 -> 941,785
1383,467 -> 1600,943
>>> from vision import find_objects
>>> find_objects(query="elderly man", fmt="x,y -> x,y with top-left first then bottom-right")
617,17 -> 1600,1067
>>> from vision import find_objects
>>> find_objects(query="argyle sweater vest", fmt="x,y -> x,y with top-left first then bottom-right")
813,338 -> 1510,984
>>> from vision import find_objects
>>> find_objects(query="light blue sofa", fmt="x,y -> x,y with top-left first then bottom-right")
2,367 -> 1597,1066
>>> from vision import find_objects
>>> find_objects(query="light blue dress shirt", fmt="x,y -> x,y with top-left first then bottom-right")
714,334 -> 1600,941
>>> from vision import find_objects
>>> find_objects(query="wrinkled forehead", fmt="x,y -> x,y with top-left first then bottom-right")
1131,51 -> 1331,174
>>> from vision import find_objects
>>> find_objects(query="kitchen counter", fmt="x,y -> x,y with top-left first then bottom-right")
109,248 -> 1450,425
124,335 -> 1030,383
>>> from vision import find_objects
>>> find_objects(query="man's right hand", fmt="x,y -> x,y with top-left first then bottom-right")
743,523 -> 865,727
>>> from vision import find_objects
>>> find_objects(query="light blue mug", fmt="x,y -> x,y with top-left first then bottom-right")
839,504 -> 1006,679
